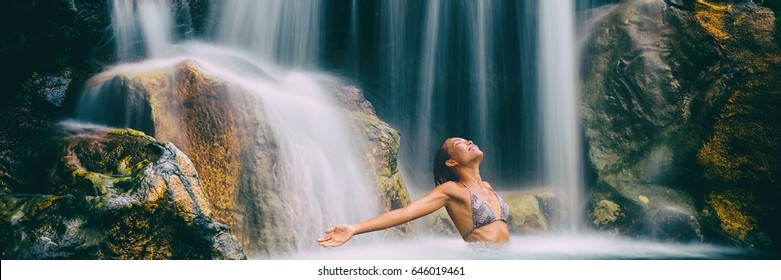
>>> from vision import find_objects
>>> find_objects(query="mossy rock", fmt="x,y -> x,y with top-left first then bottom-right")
691,1 -> 781,250
504,190 -> 559,234
0,123 -> 245,259
346,109 -> 416,239
582,0 -> 780,249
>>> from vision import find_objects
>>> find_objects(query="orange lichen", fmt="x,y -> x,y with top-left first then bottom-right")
698,133 -> 741,183
706,190 -> 757,241
104,199 -> 174,260
143,62 -> 243,239
694,0 -> 732,41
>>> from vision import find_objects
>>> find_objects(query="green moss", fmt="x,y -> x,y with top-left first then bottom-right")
0,195 -> 53,223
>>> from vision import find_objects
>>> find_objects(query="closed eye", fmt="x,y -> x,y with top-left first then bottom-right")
452,139 -> 467,148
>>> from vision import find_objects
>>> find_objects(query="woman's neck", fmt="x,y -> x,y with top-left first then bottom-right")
456,166 -> 482,185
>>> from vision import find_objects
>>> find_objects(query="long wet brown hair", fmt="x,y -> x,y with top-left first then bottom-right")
433,138 -> 458,187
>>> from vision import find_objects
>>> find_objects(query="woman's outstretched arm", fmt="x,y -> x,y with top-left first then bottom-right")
316,186 -> 451,247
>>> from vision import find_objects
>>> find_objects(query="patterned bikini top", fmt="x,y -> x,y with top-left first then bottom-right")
459,181 -> 510,239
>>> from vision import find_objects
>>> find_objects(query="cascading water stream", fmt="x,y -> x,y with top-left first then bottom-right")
215,0 -> 322,68
111,0 -> 173,61
539,0 -> 584,232
414,0 -> 442,169
77,0 -> 381,256
471,0 -> 492,150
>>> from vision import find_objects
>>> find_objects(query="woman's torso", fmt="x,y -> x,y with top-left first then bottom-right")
443,181 -> 510,243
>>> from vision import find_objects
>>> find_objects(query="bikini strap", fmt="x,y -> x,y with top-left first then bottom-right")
459,181 -> 475,194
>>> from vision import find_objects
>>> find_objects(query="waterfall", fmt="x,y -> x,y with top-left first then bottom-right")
214,0 -> 322,68
539,0 -> 584,232
78,0 -> 380,256
470,0 -> 492,152
368,0 -> 541,187
111,0 -> 174,61
83,0 -> 590,251
52,0 -> 769,261
414,0 -> 442,174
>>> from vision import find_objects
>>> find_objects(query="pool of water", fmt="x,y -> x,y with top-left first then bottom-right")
279,233 -> 770,260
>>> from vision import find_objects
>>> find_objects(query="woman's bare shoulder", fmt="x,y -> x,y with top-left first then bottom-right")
481,181 -> 494,190
434,181 -> 461,194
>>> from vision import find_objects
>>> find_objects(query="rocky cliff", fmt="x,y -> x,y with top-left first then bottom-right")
582,0 -> 780,249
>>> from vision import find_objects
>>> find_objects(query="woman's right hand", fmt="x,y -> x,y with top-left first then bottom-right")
316,225 -> 357,247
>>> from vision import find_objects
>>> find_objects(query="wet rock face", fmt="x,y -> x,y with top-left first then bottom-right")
77,62 -> 414,255
504,191 -> 560,234
646,205 -> 701,242
0,124 -> 245,259
1,0 -> 113,198
331,84 -> 416,239
22,70 -> 72,109
582,0 -> 781,249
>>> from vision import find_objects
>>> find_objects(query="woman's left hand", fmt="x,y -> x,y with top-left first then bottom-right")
316,225 -> 356,247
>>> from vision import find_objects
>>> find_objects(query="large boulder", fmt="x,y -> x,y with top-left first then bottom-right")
582,0 -> 781,249
76,61 -> 414,255
0,123 -> 245,259
332,85 -> 416,238
505,190 -> 562,234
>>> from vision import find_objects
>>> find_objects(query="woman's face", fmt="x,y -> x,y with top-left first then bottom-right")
446,137 -> 483,165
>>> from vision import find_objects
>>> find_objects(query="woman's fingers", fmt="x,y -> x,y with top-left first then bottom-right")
321,239 -> 344,247
316,236 -> 346,247
317,237 -> 335,246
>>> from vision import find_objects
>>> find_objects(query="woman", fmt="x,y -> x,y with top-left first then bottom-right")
317,137 -> 510,247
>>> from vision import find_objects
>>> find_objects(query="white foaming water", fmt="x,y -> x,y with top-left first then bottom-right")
288,233 -> 745,260
80,1 -> 381,256
187,47 -> 381,253
111,0 -> 173,61
539,0 -> 585,232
